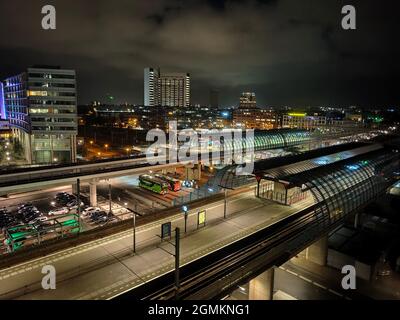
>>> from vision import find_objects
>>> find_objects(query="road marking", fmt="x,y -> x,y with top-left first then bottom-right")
328,289 -> 343,297
313,282 -> 327,290
298,275 -> 312,283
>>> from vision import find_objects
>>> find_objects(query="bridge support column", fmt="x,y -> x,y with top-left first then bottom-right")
90,181 -> 98,207
248,267 -> 275,300
306,236 -> 328,266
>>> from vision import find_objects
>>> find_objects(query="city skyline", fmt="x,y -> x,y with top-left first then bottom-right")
0,1 -> 400,307
0,0 -> 399,108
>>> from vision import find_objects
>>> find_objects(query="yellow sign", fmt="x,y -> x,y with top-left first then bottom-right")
288,112 -> 307,117
198,210 -> 206,227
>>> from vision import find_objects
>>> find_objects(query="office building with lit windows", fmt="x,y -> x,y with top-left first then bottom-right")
144,67 -> 190,107
233,92 -> 278,130
3,66 -> 77,164
239,92 -> 257,109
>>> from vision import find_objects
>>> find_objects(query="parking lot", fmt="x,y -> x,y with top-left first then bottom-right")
0,167 -> 214,254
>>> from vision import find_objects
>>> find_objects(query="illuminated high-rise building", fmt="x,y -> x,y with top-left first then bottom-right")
239,92 -> 257,109
144,68 -> 190,107
144,67 -> 159,107
3,66 -> 77,164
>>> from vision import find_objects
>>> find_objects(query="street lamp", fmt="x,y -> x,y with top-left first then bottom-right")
108,181 -> 112,214
124,204 -> 143,254
182,205 -> 189,233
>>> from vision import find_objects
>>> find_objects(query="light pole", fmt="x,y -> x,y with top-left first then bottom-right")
182,205 -> 188,233
108,181 -> 112,214
77,179 -> 82,232
224,188 -> 227,219
175,227 -> 180,296
124,204 -> 143,254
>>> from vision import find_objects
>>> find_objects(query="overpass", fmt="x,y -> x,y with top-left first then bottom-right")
0,128 -> 371,197
0,138 -> 397,300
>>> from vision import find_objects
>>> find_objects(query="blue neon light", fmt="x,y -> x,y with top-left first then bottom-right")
0,82 -> 6,120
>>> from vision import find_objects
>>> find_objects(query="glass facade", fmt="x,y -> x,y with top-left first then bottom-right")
3,67 -> 77,164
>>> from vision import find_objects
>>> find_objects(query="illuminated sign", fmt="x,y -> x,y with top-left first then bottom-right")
27,91 -> 48,97
198,210 -> 206,228
288,113 -> 307,117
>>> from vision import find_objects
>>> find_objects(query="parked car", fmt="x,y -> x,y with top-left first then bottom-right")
22,207 -> 40,215
90,211 -> 108,222
0,214 -> 18,229
82,207 -> 101,216
48,207 -> 69,216
17,205 -> 36,214
56,193 -> 75,205
23,212 -> 40,223
28,216 -> 48,225
17,203 -> 33,211
66,199 -> 84,208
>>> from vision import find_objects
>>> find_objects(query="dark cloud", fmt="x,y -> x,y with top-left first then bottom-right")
0,0 -> 399,107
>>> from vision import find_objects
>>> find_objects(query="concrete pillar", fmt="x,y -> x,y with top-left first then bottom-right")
248,267 -> 275,300
307,236 -> 328,266
354,212 -> 360,229
90,181 -> 98,207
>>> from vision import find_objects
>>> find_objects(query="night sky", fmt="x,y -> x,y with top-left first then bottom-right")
0,0 -> 399,108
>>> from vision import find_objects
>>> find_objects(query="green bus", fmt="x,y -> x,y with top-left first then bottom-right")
4,225 -> 38,252
139,174 -> 169,195
155,174 -> 181,192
